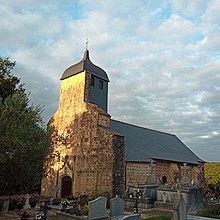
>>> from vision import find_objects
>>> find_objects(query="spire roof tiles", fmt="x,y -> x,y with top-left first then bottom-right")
60,50 -> 109,81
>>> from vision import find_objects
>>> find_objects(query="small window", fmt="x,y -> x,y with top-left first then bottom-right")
162,176 -> 167,185
99,80 -> 103,90
91,76 -> 95,86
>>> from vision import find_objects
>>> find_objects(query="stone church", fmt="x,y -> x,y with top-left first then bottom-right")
41,50 -> 205,198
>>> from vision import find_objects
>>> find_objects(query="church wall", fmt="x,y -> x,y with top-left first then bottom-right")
70,110 -> 115,197
125,160 -> 204,188
41,71 -> 124,198
112,134 -> 125,196
155,160 -> 204,186
89,75 -> 108,112
41,72 -> 88,197
155,160 -> 171,183
126,162 -> 151,186
56,71 -> 88,133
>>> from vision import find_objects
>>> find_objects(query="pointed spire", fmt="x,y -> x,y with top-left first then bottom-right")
83,38 -> 90,60
85,38 -> 89,50
83,49 -> 90,61
61,48 -> 109,82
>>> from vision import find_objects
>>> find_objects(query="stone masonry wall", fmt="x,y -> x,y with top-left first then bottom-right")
56,71 -> 88,132
69,108 -> 115,196
125,160 -> 203,187
155,160 -> 171,183
155,160 -> 203,185
112,135 -> 125,196
41,71 -> 125,198
42,72 -> 88,197
126,162 -> 151,186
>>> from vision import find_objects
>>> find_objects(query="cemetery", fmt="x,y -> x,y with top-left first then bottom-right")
1,159 -> 220,219
1,179 -> 220,220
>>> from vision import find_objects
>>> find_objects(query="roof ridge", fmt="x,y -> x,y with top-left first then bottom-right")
111,119 -> 175,136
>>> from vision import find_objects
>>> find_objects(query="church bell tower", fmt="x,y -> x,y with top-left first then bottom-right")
60,50 -> 109,112
41,49 -> 124,199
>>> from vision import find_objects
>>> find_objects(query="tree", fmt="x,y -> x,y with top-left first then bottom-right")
0,58 -> 50,195
0,57 -> 24,101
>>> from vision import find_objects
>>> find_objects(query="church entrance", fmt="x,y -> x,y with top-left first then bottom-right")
61,176 -> 72,198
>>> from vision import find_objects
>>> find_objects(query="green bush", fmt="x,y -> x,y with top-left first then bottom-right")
208,183 -> 220,190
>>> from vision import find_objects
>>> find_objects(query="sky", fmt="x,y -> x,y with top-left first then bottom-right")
1,0 -> 220,162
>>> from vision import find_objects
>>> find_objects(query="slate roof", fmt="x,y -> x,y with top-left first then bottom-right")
60,50 -> 109,81
110,119 -> 204,164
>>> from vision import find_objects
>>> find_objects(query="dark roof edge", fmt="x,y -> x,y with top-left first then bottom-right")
88,70 -> 110,82
126,160 -> 153,163
60,69 -> 83,80
151,157 -> 204,165
172,136 -> 206,163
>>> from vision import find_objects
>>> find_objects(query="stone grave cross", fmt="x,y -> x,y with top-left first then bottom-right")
52,184 -> 59,199
146,161 -> 156,184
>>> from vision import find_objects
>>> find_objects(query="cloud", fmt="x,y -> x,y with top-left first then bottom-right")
203,0 -> 220,23
157,14 -> 199,43
172,0 -> 208,17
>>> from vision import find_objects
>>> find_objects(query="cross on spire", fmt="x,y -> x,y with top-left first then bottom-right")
85,38 -> 89,50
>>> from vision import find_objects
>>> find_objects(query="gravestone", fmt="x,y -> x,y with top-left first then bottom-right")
24,194 -> 31,209
50,184 -> 59,205
181,163 -> 190,186
52,184 -> 59,198
110,196 -> 124,218
173,194 -> 187,220
142,186 -> 157,198
122,214 -> 140,220
88,197 -> 107,220
125,184 -> 158,209
197,165 -> 207,188
80,192 -> 88,207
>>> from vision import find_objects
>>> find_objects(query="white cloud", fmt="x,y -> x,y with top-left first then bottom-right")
172,0 -> 208,17
157,14 -> 199,43
203,0 -> 220,23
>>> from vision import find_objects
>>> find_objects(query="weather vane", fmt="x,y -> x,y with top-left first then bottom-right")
85,38 -> 89,50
